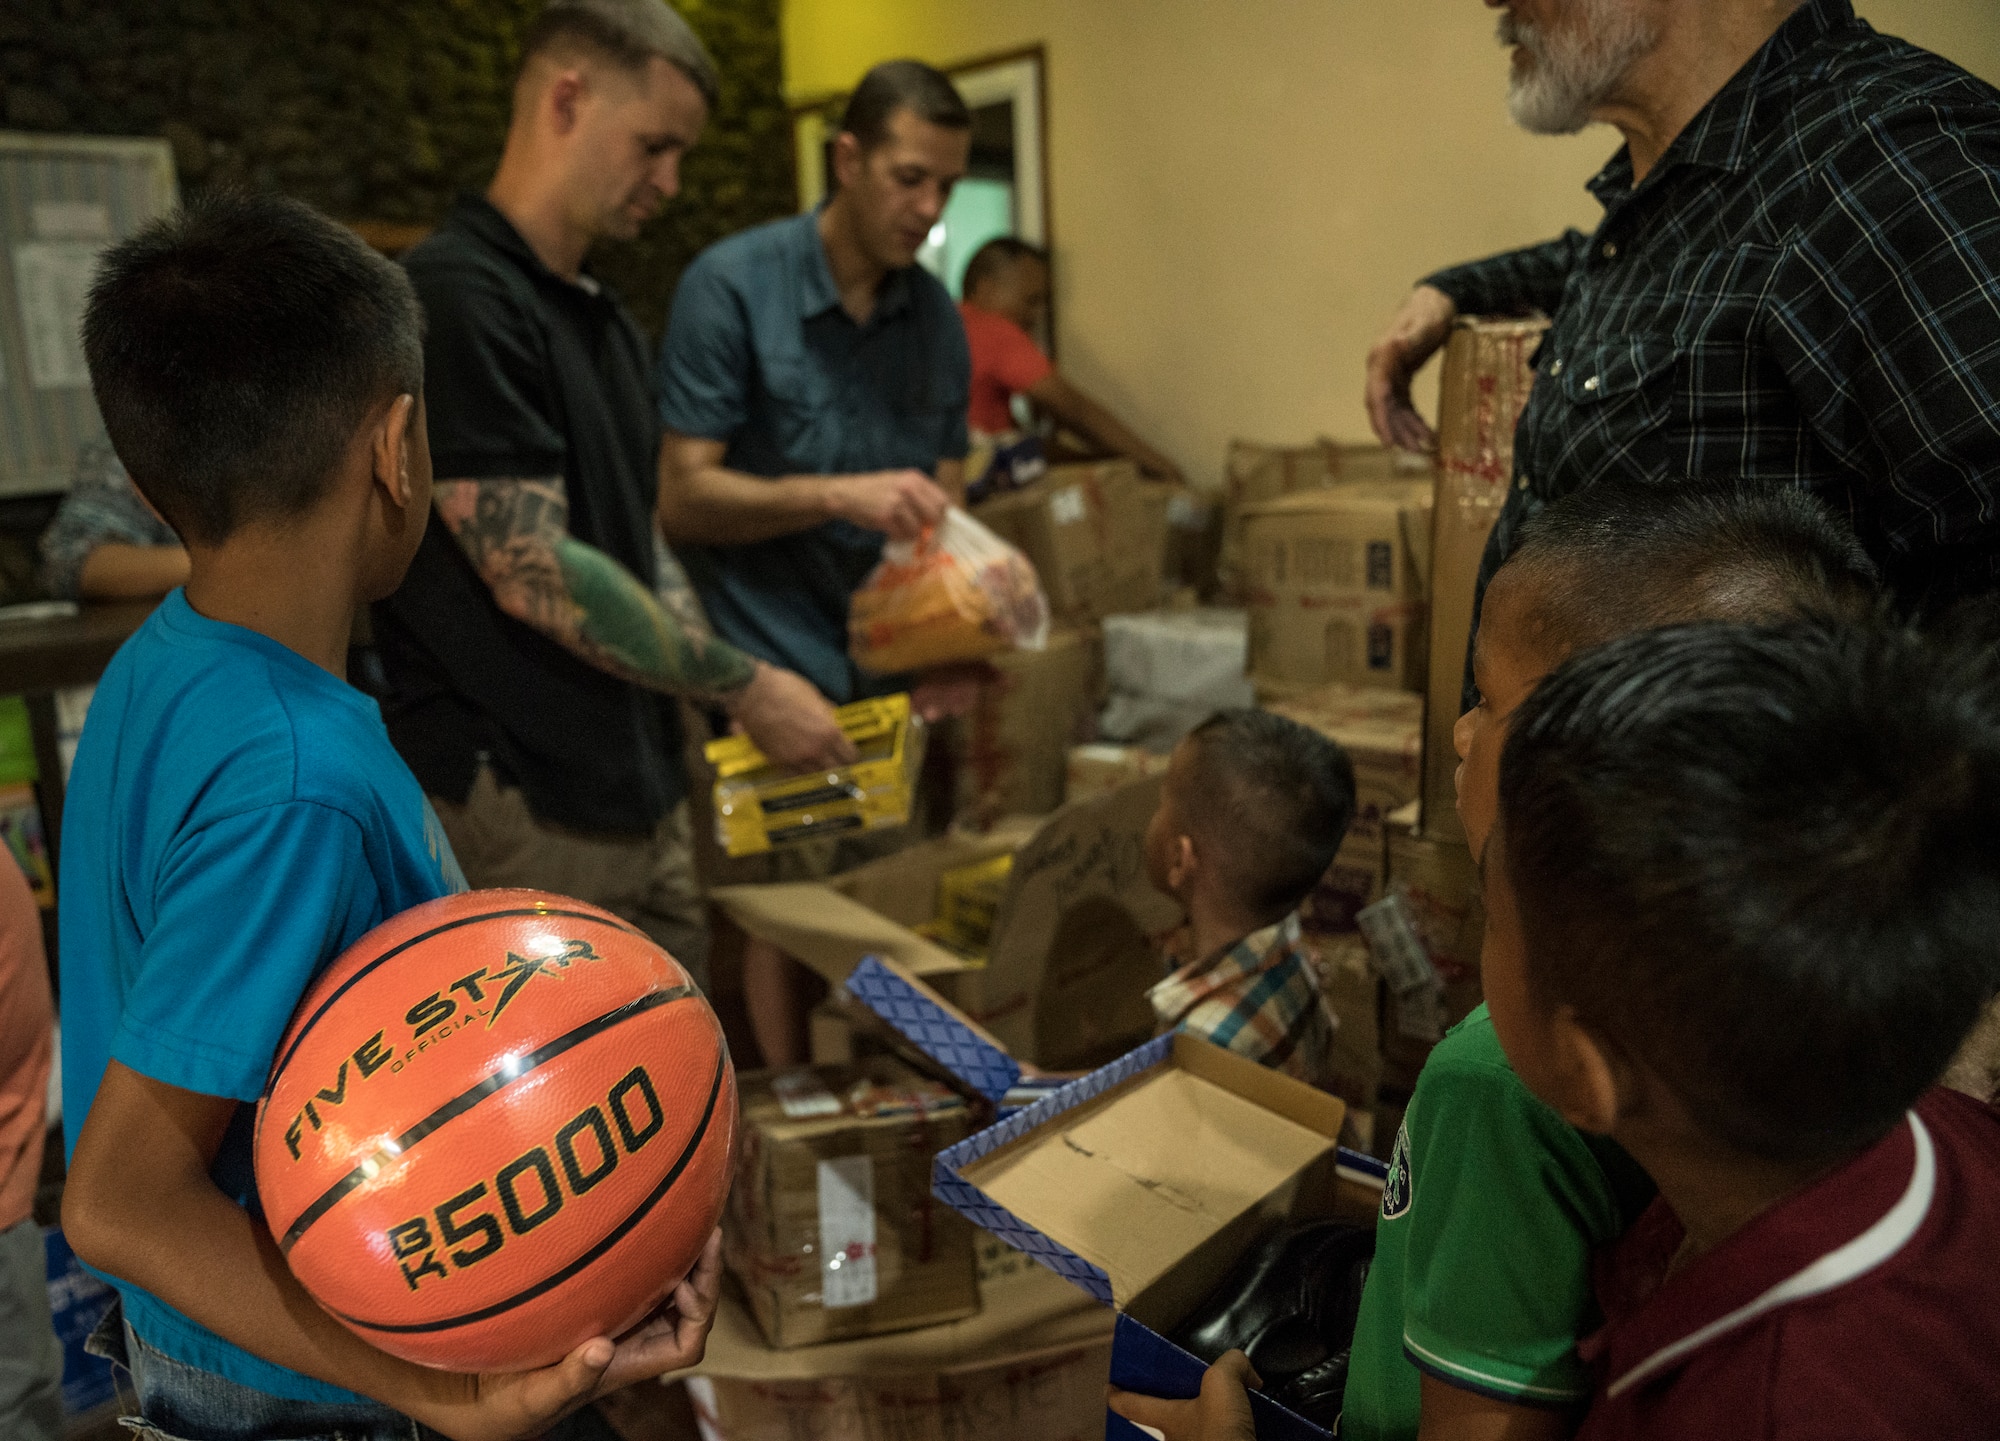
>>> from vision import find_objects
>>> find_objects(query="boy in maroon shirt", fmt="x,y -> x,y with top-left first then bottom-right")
1487,616 -> 2000,1440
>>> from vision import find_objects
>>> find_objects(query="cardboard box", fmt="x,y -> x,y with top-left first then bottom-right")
1066,743 -> 1169,807
1221,440 -> 1434,599
1099,607 -> 1257,751
1423,317 -> 1548,844
727,1057 -> 982,1348
974,460 -> 1171,622
1241,482 -> 1433,694
712,779 -> 1182,1068
683,1260 -> 1115,1441
935,1033 -> 1388,1441
957,626 -> 1103,825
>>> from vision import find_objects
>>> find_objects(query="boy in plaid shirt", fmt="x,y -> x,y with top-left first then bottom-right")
1144,709 -> 1355,1087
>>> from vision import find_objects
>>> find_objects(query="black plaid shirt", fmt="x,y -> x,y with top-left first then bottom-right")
1428,0 -> 2000,620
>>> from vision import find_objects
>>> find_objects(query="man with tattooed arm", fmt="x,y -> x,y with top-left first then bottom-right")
372,0 -> 852,988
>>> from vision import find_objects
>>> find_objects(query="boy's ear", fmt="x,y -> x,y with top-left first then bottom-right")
1544,1006 -> 1629,1135
372,394 -> 417,509
1167,833 -> 1197,892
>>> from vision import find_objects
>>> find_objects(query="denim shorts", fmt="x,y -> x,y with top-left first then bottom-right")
86,1304 -> 428,1441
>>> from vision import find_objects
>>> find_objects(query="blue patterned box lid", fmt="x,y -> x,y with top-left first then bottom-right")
935,1032 -> 1344,1440
932,1033 -> 1178,1306
843,954 -> 1022,1104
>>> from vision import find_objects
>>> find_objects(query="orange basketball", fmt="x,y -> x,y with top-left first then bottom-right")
254,889 -> 736,1372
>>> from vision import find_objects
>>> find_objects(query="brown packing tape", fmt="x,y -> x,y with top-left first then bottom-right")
1423,316 -> 1548,845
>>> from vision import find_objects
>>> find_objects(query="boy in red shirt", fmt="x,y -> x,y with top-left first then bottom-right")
1489,617 -> 2000,1440
958,238 -> 1184,484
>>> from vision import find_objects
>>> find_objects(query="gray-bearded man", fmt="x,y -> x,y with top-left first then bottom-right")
1365,0 -> 2000,705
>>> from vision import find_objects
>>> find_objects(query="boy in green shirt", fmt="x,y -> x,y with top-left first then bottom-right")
1114,478 -> 1878,1441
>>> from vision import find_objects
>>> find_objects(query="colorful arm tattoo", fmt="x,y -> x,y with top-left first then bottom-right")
435,477 -> 756,699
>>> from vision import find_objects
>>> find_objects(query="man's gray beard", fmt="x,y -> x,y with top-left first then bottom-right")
1499,1 -> 1660,135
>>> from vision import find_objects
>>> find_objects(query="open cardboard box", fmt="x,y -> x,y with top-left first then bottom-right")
712,777 -> 1181,1067
924,1030 -> 1385,1441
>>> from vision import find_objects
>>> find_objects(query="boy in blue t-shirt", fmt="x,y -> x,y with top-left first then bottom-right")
60,192 -> 720,1441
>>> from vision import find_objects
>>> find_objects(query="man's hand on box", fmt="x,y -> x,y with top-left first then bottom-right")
1364,284 -> 1458,454
830,469 -> 952,541
727,662 -> 858,772
1108,1350 -> 1260,1441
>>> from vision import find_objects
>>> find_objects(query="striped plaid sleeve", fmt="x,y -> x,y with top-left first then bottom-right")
1423,230 -> 1591,317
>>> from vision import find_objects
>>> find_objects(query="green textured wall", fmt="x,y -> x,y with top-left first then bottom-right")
0,0 -> 794,337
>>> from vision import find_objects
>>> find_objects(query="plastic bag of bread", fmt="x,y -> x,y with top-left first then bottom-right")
849,508 -> 1050,674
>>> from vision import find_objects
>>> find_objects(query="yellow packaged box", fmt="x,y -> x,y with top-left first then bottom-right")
706,694 -> 920,857
916,853 -> 1014,962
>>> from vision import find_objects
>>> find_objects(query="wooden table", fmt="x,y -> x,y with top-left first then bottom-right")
1,599 -> 156,985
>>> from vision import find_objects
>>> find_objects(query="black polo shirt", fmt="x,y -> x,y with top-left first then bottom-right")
373,195 -> 685,836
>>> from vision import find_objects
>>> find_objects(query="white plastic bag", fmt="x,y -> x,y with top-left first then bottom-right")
849,508 -> 1051,674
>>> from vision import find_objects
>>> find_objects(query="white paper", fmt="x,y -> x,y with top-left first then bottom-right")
816,1154 -> 878,1308
1049,483 -> 1088,526
12,241 -> 104,390
32,200 -> 112,241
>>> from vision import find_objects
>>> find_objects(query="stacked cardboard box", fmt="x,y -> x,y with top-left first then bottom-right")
726,1057 -> 981,1348
1220,440 -> 1433,599
1240,481 -> 1434,694
974,460 -> 1171,623
1097,607 -> 1257,751
955,626 -> 1103,824
1423,317 -> 1548,845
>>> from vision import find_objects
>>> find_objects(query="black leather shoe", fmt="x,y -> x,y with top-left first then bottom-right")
1168,1222 -> 1376,1430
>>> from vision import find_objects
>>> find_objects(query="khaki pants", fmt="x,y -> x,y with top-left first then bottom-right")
432,766 -> 710,992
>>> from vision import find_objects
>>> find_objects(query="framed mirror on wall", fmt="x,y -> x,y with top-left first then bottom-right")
791,45 -> 1051,337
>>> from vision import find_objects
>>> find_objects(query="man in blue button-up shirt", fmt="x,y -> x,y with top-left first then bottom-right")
656,59 -> 973,707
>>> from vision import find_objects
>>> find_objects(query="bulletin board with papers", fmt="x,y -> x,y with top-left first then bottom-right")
0,132 -> 178,496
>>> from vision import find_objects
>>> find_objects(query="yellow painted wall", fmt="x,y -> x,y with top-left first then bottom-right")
781,2 -> 2000,486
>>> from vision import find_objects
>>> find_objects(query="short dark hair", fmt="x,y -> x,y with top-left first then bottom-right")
963,237 -> 1047,298
522,0 -> 719,107
1499,618 -> 2000,1163
82,192 -> 423,548
840,59 -> 970,150
1180,709 -> 1357,919
1503,478 -> 1881,654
